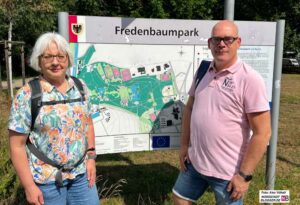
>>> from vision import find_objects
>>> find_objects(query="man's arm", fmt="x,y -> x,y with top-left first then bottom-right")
240,111 -> 271,174
9,130 -> 44,205
179,96 -> 194,171
228,110 -> 271,200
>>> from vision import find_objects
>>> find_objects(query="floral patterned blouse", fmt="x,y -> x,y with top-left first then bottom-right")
9,76 -> 93,184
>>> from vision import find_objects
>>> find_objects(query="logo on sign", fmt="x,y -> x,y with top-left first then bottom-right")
152,136 -> 170,148
71,23 -> 83,35
259,190 -> 290,203
281,195 -> 289,202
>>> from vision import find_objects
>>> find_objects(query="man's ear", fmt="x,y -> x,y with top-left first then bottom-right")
208,38 -> 211,49
236,37 -> 241,48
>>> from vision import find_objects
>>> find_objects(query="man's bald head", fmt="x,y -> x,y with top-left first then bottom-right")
211,20 -> 239,37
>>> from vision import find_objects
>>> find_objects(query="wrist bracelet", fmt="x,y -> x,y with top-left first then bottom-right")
87,153 -> 97,159
87,147 -> 95,152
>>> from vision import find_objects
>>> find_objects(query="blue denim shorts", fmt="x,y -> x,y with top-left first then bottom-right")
37,173 -> 100,205
172,162 -> 243,205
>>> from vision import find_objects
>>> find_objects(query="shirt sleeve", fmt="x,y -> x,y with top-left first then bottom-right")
8,84 -> 32,134
244,70 -> 270,113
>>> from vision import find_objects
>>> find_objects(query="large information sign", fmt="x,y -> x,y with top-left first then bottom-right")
68,16 -> 276,154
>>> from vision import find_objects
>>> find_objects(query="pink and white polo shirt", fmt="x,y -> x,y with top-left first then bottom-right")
188,59 -> 270,180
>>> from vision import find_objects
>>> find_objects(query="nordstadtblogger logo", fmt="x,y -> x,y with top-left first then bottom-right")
71,23 -> 83,35
281,195 -> 289,202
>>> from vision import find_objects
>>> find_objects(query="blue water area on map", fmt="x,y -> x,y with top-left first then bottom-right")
91,112 -> 100,119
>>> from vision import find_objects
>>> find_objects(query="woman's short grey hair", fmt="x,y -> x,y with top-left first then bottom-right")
30,32 -> 74,71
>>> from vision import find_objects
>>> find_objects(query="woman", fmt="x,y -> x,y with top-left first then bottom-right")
8,32 -> 100,205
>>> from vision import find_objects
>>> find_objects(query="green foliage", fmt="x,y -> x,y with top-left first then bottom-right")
0,0 -> 299,56
0,0 -> 63,46
0,159 -> 17,198
234,0 -> 300,53
0,1 -> 300,203
0,92 -> 18,201
82,0 -> 218,19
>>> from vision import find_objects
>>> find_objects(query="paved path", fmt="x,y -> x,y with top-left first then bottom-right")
1,77 -> 34,90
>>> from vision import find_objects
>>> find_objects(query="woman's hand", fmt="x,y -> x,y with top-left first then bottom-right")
86,159 -> 97,188
24,183 -> 44,205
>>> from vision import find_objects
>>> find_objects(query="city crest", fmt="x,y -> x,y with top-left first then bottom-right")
71,23 -> 83,35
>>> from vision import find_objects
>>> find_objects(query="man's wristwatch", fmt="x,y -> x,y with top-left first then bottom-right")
238,171 -> 253,182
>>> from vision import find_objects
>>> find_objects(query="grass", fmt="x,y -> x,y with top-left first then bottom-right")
0,74 -> 299,205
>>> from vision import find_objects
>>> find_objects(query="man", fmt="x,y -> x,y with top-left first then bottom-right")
172,20 -> 271,205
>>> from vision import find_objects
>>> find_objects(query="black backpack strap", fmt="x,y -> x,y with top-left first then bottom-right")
27,141 -> 88,187
28,76 -> 86,130
195,60 -> 211,90
70,76 -> 85,101
41,98 -> 84,106
28,78 -> 42,131
27,76 -> 88,187
27,142 -> 63,168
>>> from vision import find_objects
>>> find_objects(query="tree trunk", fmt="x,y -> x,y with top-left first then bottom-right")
8,20 -> 13,98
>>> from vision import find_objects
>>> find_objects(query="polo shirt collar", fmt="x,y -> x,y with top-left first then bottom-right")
210,58 -> 242,74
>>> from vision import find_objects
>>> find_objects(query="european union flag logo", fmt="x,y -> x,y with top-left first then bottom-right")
152,136 -> 170,148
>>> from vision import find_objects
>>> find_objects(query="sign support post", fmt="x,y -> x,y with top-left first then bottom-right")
58,12 -> 69,41
266,20 -> 285,193
224,0 -> 235,20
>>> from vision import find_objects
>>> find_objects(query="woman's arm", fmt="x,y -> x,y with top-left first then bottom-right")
9,130 -> 44,205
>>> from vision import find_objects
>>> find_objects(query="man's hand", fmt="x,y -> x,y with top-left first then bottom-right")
227,174 -> 250,201
179,145 -> 190,172
24,184 -> 44,205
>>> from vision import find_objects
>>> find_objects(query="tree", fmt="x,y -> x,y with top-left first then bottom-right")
69,0 -> 218,19
0,0 -> 65,77
234,0 -> 300,53
0,0 -> 299,64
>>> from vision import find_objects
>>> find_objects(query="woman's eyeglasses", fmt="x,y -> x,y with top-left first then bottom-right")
40,54 -> 67,63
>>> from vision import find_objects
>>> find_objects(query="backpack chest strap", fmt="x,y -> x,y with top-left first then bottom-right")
40,97 -> 85,106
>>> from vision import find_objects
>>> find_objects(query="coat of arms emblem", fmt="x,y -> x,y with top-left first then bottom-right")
71,24 -> 83,35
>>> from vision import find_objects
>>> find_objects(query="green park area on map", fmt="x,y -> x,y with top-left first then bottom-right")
75,45 -> 179,132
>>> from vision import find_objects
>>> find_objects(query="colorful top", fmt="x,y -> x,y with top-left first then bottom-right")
9,76 -> 93,184
188,59 -> 270,180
